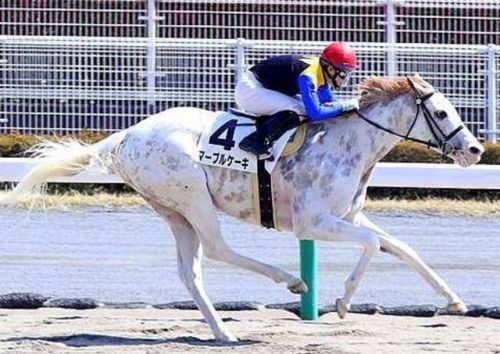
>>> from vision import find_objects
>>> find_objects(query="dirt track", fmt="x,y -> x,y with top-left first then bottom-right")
1,308 -> 499,354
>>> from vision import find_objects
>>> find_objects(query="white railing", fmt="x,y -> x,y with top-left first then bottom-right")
1,158 -> 499,189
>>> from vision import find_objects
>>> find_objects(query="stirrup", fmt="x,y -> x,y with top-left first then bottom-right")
262,138 -> 275,161
258,152 -> 274,161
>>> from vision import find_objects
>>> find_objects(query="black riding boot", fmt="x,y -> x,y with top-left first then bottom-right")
239,110 -> 301,160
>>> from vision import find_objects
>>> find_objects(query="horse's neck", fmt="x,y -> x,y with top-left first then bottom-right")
319,94 -> 415,168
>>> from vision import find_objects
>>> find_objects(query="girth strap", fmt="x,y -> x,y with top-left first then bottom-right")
257,159 -> 275,229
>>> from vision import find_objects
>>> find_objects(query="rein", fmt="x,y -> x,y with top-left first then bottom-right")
355,77 -> 464,158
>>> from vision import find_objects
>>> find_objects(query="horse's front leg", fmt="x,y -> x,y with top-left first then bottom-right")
353,212 -> 467,314
295,212 -> 380,319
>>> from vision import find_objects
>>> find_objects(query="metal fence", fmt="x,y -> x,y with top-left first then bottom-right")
0,0 -> 498,140
1,36 -> 498,140
159,0 -> 499,45
0,1 -> 147,37
1,1 -> 498,45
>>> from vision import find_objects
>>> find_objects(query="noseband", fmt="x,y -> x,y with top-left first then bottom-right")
355,77 -> 464,157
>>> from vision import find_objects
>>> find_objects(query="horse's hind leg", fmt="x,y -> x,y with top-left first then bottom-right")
354,212 -> 467,313
184,190 -> 306,295
151,202 -> 237,342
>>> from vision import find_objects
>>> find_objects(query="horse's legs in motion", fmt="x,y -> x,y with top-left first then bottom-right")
354,212 -> 467,313
295,212 -> 380,319
184,190 -> 306,294
152,203 -> 237,341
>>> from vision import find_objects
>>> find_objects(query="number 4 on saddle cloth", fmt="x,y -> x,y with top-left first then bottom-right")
197,109 -> 307,174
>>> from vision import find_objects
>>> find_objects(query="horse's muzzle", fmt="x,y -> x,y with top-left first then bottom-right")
451,142 -> 484,167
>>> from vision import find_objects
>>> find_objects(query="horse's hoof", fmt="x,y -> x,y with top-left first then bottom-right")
215,332 -> 238,342
336,298 -> 350,319
287,279 -> 308,294
447,301 -> 468,314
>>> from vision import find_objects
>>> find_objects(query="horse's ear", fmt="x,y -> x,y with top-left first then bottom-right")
409,73 -> 429,94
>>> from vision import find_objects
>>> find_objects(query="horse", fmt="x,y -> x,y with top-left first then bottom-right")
0,75 -> 484,342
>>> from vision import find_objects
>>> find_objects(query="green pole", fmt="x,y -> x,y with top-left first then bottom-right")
300,239 -> 318,320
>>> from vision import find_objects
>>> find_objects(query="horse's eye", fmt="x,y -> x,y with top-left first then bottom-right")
435,110 -> 447,120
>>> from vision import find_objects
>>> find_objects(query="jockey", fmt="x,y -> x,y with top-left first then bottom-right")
236,42 -> 360,159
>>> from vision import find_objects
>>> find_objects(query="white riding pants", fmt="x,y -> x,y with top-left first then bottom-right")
235,70 -> 306,116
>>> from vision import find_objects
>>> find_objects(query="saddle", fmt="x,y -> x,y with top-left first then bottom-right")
228,108 -> 306,157
228,107 -> 262,120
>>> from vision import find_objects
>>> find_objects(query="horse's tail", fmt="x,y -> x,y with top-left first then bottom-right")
0,130 -> 127,205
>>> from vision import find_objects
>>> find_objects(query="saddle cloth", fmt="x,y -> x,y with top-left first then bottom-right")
197,111 -> 307,174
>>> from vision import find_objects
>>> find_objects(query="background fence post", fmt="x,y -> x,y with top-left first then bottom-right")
235,38 -> 246,84
300,240 -> 318,320
140,0 -> 163,113
380,0 -> 404,77
486,44 -> 498,143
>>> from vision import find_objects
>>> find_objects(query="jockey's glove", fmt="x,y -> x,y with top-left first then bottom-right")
340,98 -> 360,112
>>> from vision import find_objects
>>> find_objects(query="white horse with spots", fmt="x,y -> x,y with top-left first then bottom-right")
1,76 -> 484,341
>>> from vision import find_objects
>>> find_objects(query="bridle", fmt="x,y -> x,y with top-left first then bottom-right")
355,77 -> 465,157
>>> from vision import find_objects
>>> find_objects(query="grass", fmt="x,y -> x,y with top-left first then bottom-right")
1,191 -> 499,216
365,198 -> 500,216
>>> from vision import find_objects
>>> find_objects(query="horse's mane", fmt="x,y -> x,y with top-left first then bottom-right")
357,75 -> 433,109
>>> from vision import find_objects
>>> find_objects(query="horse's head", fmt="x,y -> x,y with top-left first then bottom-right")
405,75 -> 483,167
358,75 -> 484,167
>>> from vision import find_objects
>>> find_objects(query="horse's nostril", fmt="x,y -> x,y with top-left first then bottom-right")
468,146 -> 482,155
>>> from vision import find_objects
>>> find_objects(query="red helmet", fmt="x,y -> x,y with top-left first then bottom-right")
320,42 -> 359,71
